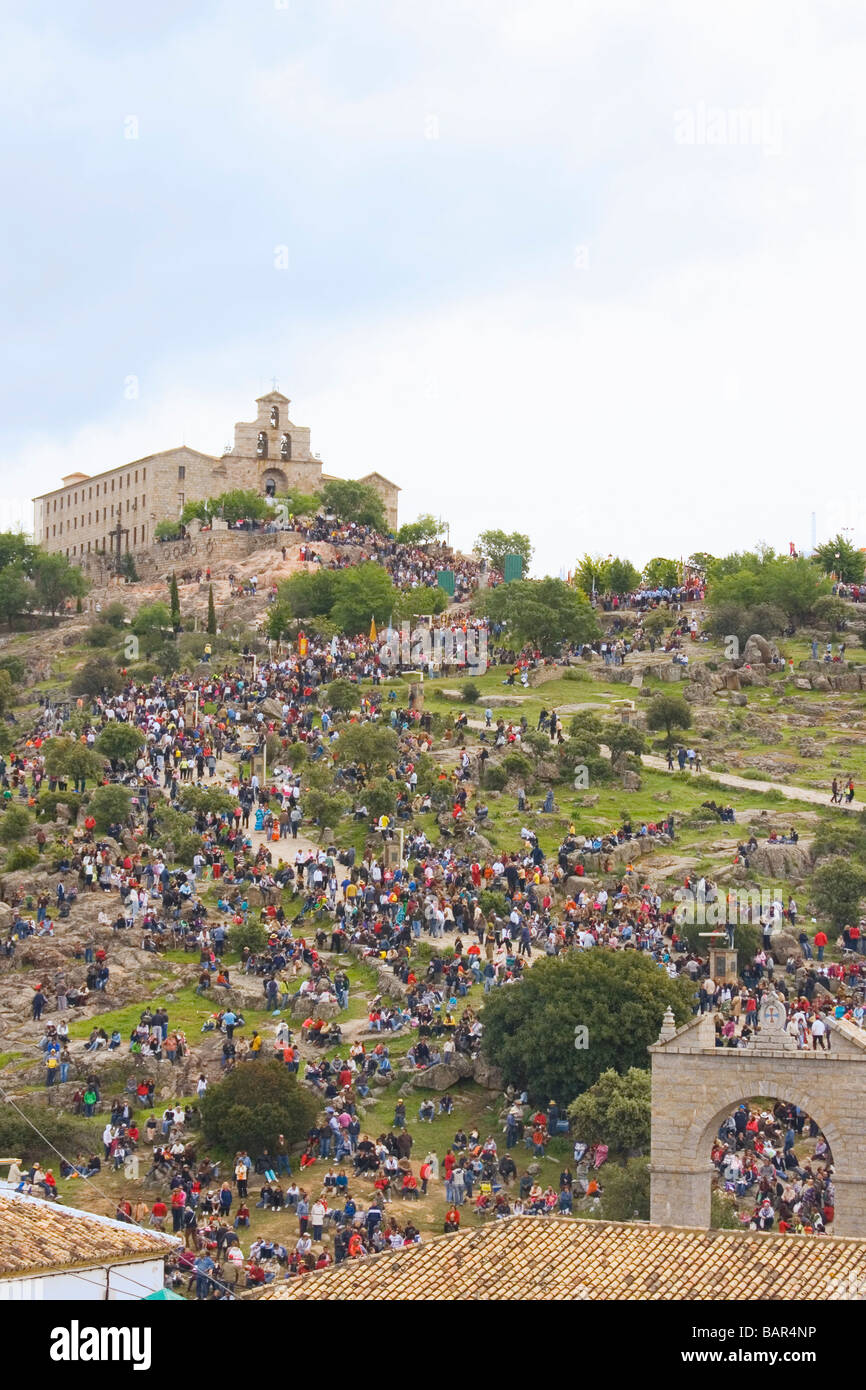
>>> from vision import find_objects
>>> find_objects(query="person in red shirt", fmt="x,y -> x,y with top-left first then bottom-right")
814,929 -> 829,962
171,1188 -> 186,1233
444,1206 -> 460,1233
150,1200 -> 168,1230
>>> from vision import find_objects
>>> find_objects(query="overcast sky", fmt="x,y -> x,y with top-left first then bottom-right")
3,0 -> 865,574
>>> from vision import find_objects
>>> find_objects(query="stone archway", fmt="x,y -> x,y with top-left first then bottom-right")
649,1003 -> 866,1236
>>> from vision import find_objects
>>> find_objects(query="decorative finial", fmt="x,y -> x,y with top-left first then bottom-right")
658,1006 -> 677,1043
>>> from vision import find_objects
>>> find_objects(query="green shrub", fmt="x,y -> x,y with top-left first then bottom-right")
484,765 -> 508,791
36,792 -> 83,823
200,1062 -> 319,1156
0,1104 -> 95,1163
562,666 -> 591,681
5,844 -> 40,870
502,751 -> 533,780
174,833 -> 204,866
461,681 -> 481,705
0,656 -> 25,685
87,784 -> 133,832
228,919 -> 270,955
84,623 -> 119,649
0,805 -> 32,845
479,890 -> 508,917
71,654 -> 124,697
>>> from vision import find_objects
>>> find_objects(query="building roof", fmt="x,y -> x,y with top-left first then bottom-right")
357,471 -> 401,492
0,1192 -> 179,1277
32,446 -> 219,502
248,1215 -> 866,1301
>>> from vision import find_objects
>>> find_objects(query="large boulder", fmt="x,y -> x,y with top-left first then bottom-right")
830,673 -> 862,693
747,843 -> 811,878
414,1063 -> 462,1090
472,1056 -> 505,1090
260,698 -> 286,720
769,930 -> 800,964
742,634 -> 781,666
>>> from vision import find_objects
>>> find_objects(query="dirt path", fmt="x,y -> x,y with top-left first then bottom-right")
459,717 -> 864,813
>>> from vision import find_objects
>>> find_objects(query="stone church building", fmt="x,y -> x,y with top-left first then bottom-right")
32,390 -> 400,563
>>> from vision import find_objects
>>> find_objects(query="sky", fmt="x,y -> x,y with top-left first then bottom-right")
3,0 -> 866,574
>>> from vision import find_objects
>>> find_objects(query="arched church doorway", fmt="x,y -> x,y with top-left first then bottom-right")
261,469 -> 288,497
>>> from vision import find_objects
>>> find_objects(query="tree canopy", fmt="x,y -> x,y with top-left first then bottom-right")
334,722 -> 399,776
646,693 -> 693,748
480,950 -> 693,1103
706,550 -> 830,630
642,557 -> 680,589
812,533 -> 865,585
574,554 -> 640,597
396,514 -> 446,546
474,529 -> 533,576
95,723 -> 146,764
567,1067 -> 651,1153
476,577 -> 600,655
199,1061 -> 319,1156
320,479 -> 387,530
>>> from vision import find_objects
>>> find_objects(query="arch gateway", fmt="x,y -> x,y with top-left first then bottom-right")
649,993 -> 866,1236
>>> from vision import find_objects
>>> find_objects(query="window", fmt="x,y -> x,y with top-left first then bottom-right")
134,470 -> 138,483
96,484 -> 100,497
111,478 -> 115,492
141,494 -> 146,508
178,465 -> 185,480
142,467 -> 146,481
141,524 -> 146,543
89,487 -> 92,499
133,526 -> 137,545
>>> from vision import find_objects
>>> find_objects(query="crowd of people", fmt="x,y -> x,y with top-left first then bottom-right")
3,581 -> 865,1288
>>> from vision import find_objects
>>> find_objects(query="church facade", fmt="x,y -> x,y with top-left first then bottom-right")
32,390 -> 400,562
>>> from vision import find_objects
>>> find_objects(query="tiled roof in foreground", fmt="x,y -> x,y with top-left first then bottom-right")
250,1216 -> 866,1301
0,1192 -> 179,1276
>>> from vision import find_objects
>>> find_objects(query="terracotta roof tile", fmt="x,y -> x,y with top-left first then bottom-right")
249,1216 -> 866,1301
0,1192 -> 179,1276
